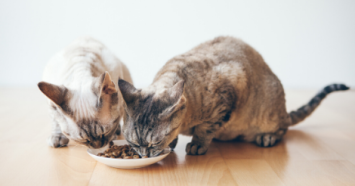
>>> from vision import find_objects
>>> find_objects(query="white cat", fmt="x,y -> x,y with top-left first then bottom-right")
38,37 -> 133,148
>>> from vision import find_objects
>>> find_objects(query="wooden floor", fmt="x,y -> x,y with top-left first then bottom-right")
0,88 -> 354,186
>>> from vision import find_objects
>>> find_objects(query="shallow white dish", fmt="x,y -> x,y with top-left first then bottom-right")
87,140 -> 170,169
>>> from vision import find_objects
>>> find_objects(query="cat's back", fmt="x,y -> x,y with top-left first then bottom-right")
155,36 -> 267,89
43,37 -> 131,86
189,36 -> 248,58
159,36 -> 267,74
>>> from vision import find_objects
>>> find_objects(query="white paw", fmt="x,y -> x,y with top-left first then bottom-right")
48,133 -> 69,148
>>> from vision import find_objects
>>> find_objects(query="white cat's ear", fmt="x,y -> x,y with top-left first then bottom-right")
38,82 -> 67,106
118,79 -> 137,105
99,72 -> 117,95
159,80 -> 186,118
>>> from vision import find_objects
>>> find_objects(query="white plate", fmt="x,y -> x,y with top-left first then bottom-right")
87,140 -> 170,169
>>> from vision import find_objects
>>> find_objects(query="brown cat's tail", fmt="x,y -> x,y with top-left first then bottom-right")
289,84 -> 349,126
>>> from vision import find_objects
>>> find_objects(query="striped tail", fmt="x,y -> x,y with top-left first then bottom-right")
289,84 -> 349,125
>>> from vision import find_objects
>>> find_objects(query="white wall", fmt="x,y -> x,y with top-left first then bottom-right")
0,0 -> 354,89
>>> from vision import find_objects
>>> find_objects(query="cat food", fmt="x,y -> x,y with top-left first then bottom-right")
97,143 -> 148,159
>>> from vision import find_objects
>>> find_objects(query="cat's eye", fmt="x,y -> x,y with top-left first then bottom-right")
74,139 -> 88,143
151,140 -> 163,147
130,143 -> 139,147
126,139 -> 139,147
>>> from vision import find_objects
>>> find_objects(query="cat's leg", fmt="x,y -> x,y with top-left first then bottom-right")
254,128 -> 287,147
48,119 -> 69,148
169,136 -> 178,151
186,122 -> 220,155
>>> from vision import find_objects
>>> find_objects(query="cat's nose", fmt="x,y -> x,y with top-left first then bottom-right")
90,141 -> 103,149
140,147 -> 149,156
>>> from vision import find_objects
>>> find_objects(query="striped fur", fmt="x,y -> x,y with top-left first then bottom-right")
39,37 -> 133,148
289,84 -> 349,125
119,36 -> 350,156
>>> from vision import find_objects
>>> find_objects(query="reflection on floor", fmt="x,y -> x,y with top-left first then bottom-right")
0,88 -> 354,186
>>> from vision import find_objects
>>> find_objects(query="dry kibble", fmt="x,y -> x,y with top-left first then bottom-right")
97,143 -> 148,159
112,151 -> 121,157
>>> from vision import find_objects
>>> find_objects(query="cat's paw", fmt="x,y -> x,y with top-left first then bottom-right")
255,129 -> 287,147
168,137 -> 178,151
48,133 -> 69,148
255,133 -> 277,147
186,142 -> 208,155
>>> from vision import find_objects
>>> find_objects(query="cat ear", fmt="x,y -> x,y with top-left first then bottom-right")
159,80 -> 186,118
118,79 -> 138,105
167,80 -> 185,104
99,72 -> 117,95
38,81 -> 67,106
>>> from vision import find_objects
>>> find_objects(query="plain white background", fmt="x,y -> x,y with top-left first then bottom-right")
0,0 -> 354,89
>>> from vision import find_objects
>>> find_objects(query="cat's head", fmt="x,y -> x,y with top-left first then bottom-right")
38,72 -> 121,148
118,79 -> 186,157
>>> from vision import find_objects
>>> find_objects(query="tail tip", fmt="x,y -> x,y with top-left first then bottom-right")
339,84 -> 350,91
325,84 -> 350,92
344,85 -> 350,90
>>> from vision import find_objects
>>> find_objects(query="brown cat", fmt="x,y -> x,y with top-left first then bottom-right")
38,37 -> 133,148
118,36 -> 349,156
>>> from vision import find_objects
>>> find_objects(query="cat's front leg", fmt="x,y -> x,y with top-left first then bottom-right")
186,122 -> 220,155
169,136 -> 178,151
48,119 -> 69,148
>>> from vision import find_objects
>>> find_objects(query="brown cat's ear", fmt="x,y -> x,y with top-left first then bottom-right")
118,79 -> 138,105
38,82 -> 67,106
168,80 -> 185,103
99,71 -> 117,95
159,80 -> 186,119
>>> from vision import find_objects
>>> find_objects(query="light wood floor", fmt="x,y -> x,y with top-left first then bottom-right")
0,88 -> 354,186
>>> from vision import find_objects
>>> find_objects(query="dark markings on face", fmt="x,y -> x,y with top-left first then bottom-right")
123,90 -> 186,156
76,117 -> 119,148
54,90 -> 120,149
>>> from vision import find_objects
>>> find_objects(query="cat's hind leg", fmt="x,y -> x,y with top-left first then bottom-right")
254,128 -> 287,147
48,119 -> 69,148
186,122 -> 221,155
